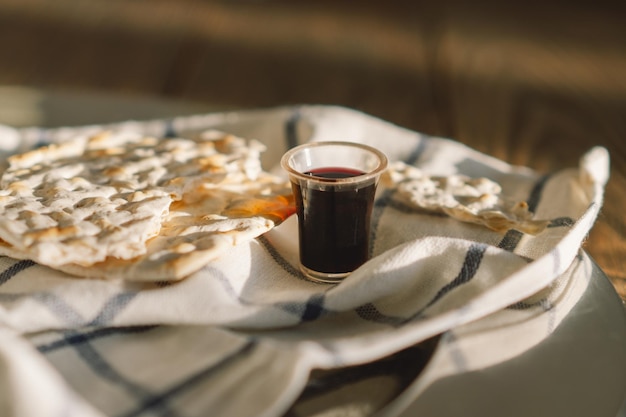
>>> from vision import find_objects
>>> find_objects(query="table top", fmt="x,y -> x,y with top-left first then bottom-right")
0,1 -> 624,304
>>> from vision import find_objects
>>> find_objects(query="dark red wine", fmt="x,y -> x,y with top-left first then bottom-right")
292,167 -> 376,275
304,167 -> 364,179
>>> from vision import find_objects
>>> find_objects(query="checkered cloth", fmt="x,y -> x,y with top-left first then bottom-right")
0,106 -> 609,417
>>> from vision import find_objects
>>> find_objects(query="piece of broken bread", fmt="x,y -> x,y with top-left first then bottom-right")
381,161 -> 549,235
0,130 -> 294,281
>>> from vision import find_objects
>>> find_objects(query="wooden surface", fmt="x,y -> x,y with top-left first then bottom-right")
0,0 -> 625,298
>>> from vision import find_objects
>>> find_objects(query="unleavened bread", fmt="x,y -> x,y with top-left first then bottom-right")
0,130 -> 294,281
382,161 -> 549,235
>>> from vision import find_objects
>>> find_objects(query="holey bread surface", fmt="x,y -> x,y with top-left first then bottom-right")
0,130 -> 294,281
55,176 -> 295,281
381,162 -> 550,234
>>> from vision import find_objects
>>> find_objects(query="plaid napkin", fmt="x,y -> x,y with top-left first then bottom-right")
0,106 -> 609,417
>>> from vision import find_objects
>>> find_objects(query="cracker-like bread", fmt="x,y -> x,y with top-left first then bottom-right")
0,179 -> 294,282
52,175 -> 295,281
0,129 -> 286,275
382,161 -> 549,234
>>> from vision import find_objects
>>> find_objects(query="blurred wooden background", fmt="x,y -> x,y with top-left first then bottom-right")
0,0 -> 625,298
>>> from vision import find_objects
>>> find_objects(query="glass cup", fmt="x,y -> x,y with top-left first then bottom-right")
281,141 -> 388,283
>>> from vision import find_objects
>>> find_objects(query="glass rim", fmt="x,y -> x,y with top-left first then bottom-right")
280,141 -> 388,184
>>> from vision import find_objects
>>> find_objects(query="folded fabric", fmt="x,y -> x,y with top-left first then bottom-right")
0,106 -> 609,417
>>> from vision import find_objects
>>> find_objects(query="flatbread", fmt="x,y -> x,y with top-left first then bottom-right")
0,132 -> 174,267
382,161 -> 549,234
0,130 -> 294,281
53,176 -> 295,281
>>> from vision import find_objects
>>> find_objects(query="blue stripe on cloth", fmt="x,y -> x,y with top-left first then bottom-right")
33,292 -> 86,325
34,128 -> 51,148
526,174 -> 551,211
355,303 -> 405,327
403,136 -> 430,166
118,340 -> 258,417
2,289 -> 135,328
208,263 -> 332,321
407,243 -> 488,320
497,230 -> 525,252
505,237 -> 586,330
37,326 -> 158,354
498,174 -> 551,252
301,293 -> 326,321
441,331 -> 468,372
163,119 -> 177,138
285,107 -> 302,150
548,217 -> 575,228
507,297 -> 554,312
356,243 -> 488,326
0,259 -> 36,285
285,294 -> 331,323
62,331 -> 171,413
257,235 -> 308,281
508,296 -> 558,335
88,292 -> 139,326
207,266 -> 252,307
498,215 -> 574,253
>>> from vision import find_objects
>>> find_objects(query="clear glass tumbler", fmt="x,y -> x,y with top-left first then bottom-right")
281,141 -> 388,283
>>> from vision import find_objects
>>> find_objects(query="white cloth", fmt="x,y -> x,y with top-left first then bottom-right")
0,105 -> 609,417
